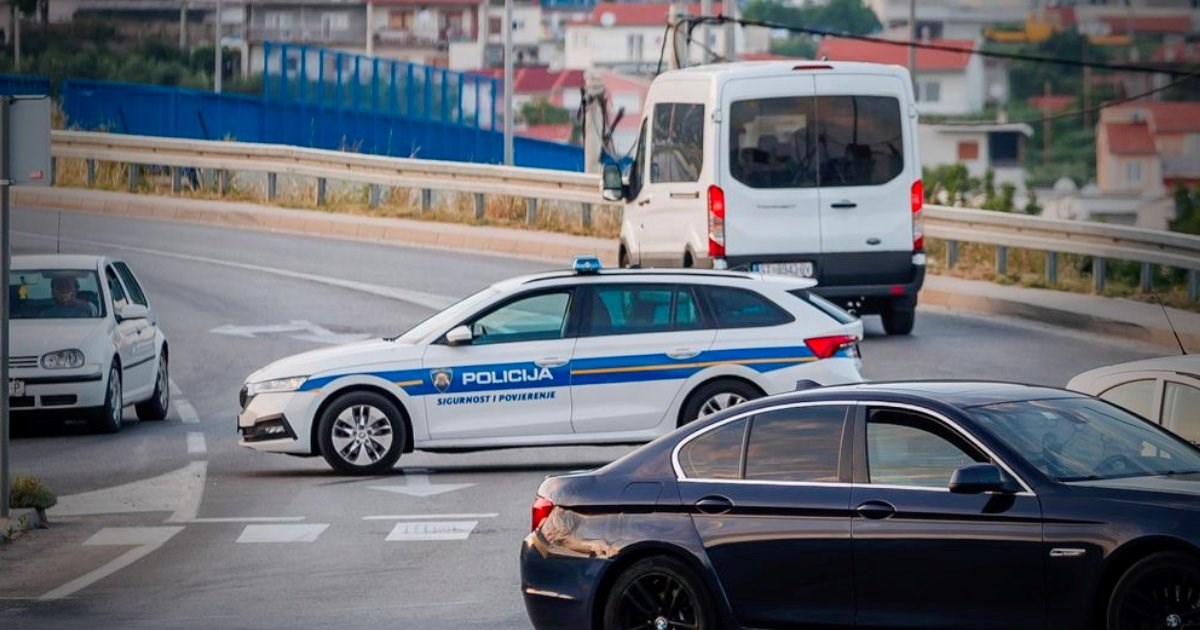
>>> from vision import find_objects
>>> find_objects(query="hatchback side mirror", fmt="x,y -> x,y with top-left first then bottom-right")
601,163 -> 624,202
949,463 -> 1019,494
116,303 -> 149,322
445,325 -> 473,346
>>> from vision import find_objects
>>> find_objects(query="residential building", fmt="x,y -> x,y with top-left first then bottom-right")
816,37 -> 999,116
868,0 -> 1031,41
470,66 -> 585,110
1099,102 -> 1200,194
919,122 -> 1034,194
247,2 -> 368,74
368,0 -> 488,68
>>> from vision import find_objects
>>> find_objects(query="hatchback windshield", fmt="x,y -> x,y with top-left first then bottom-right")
9,270 -> 104,319
969,397 -> 1200,482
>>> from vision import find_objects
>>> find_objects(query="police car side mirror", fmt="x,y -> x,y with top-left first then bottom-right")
445,325 -> 474,346
601,163 -> 624,202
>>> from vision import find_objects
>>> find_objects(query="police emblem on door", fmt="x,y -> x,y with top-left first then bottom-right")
431,369 -> 454,393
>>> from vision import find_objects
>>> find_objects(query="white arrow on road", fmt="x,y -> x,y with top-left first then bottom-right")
369,470 -> 475,498
211,320 -> 371,345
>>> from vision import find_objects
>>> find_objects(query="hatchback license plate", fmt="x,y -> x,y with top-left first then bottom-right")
8,379 -> 24,397
757,262 -> 814,278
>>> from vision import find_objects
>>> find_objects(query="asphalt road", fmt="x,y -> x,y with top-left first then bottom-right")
0,207 -> 1164,629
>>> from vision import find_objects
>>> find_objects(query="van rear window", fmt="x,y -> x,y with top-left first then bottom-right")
729,95 -> 903,189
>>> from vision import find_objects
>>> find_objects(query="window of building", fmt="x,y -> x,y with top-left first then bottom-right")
744,406 -> 848,482
988,131 -> 1021,167
651,103 -> 705,183
921,81 -> 941,103
627,33 -> 644,61
957,140 -> 980,161
1126,161 -> 1143,184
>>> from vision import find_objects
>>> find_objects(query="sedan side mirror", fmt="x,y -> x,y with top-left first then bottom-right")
949,463 -> 1019,494
601,163 -> 625,202
445,325 -> 474,346
116,303 -> 149,322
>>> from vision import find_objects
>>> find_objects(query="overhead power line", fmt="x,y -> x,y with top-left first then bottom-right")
678,15 -> 1198,77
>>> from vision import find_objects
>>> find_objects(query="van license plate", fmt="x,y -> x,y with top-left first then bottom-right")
758,262 -> 814,278
8,379 -> 24,397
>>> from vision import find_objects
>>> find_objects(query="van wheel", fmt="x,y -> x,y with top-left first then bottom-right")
882,298 -> 916,336
619,247 -> 632,269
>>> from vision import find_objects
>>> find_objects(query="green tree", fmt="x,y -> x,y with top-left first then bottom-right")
1170,184 -> 1200,236
744,0 -> 880,35
519,99 -> 572,126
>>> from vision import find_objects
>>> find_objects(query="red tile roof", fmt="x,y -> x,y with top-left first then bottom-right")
470,66 -> 585,95
1110,102 -> 1200,135
1030,95 -> 1075,113
1098,15 -> 1195,36
522,123 -> 575,143
816,37 -> 975,72
1153,43 -> 1200,64
1104,122 -> 1156,156
370,0 -> 483,6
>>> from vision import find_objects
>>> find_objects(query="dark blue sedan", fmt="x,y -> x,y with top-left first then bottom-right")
519,381 -> 1200,630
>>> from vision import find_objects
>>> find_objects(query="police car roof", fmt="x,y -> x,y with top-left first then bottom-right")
493,268 -> 818,291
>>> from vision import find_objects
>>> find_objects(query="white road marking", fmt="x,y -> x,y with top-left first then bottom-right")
210,320 -> 370,345
188,517 -> 306,523
175,399 -> 199,424
15,231 -> 456,311
50,461 -> 206,521
39,527 -> 184,600
363,513 -> 499,521
236,524 -> 329,544
186,432 -> 207,455
385,521 -> 477,542
169,378 -> 183,397
368,473 -> 475,498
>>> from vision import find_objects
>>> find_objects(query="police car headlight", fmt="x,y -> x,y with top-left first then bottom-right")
246,376 -> 308,397
41,349 -> 85,369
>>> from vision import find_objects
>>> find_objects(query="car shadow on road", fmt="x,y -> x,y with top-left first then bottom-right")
241,461 -> 614,482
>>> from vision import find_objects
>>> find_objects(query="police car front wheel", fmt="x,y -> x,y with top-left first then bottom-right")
317,391 -> 407,475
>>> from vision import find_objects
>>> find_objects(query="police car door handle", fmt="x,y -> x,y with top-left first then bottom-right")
535,357 -> 568,368
667,349 -> 700,360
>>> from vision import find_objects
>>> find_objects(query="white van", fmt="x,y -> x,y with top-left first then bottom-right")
602,61 -> 926,335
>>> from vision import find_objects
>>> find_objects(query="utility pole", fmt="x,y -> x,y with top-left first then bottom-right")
214,0 -> 223,94
669,4 -> 686,70
700,0 -> 711,64
503,0 -> 513,165
722,0 -> 734,61
1083,65 -> 1093,133
908,0 -> 917,90
0,97 -> 10,519
180,2 -> 188,50
1043,79 -> 1052,166
583,72 -> 605,174
13,4 -> 20,72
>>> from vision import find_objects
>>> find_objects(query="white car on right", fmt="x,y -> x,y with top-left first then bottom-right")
1066,355 -> 1200,444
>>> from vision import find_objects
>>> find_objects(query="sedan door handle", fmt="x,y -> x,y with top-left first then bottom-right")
830,200 -> 857,209
694,496 -> 734,515
855,500 -> 896,520
535,357 -> 568,369
667,348 -> 700,360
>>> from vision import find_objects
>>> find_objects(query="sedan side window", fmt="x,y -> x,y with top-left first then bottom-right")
1100,379 -> 1157,420
1162,382 -> 1200,444
745,405 -> 848,482
468,291 -> 572,345
866,409 -> 986,489
679,418 -> 748,479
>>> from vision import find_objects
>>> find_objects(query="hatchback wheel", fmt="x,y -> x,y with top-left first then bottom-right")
89,363 -> 123,434
136,353 -> 170,421
316,391 -> 406,475
1107,551 -> 1200,630
680,379 -> 762,426
603,556 -> 715,630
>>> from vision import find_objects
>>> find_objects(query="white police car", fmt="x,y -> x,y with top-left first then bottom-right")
237,258 -> 864,474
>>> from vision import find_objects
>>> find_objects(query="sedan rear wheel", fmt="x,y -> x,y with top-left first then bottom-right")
603,556 -> 715,630
1107,551 -> 1200,630
317,391 -> 406,475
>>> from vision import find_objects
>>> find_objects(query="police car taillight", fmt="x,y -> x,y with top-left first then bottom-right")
805,335 -> 858,360
531,496 -> 555,532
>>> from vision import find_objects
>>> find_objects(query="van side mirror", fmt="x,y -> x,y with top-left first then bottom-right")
601,163 -> 624,202
949,463 -> 1019,494
445,325 -> 474,346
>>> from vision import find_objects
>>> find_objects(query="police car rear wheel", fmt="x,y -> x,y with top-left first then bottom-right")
317,392 -> 406,475
680,379 -> 763,426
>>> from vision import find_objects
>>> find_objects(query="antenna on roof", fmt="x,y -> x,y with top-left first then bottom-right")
1151,290 -> 1188,355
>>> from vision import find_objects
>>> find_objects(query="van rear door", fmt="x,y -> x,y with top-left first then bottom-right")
719,74 -> 822,269
813,73 -> 915,285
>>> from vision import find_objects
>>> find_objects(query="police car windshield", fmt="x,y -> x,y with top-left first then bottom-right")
392,287 -> 501,343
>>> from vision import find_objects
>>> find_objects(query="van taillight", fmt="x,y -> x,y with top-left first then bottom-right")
531,496 -> 554,532
708,185 -> 726,259
911,180 -> 924,252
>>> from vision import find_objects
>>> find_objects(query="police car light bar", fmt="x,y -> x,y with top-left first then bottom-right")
573,255 -> 602,274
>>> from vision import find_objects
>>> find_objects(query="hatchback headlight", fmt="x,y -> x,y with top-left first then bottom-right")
245,376 -> 308,397
41,349 -> 85,369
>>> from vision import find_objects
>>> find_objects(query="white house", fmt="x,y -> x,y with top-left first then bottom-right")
918,122 -> 1033,194
817,36 -> 993,116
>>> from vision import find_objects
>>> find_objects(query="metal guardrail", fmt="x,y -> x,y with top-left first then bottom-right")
49,131 -> 1200,299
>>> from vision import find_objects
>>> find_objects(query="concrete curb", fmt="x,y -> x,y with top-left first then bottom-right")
0,508 -> 46,545
16,185 -> 1197,352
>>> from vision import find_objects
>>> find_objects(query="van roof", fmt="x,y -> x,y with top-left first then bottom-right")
664,60 -> 912,82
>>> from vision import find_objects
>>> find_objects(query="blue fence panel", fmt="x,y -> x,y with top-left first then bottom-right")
62,78 -> 585,171
0,74 -> 50,96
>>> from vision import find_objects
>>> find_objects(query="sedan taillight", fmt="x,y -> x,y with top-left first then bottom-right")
531,496 -> 555,532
